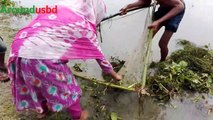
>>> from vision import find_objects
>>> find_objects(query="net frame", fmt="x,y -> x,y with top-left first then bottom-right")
72,2 -> 157,92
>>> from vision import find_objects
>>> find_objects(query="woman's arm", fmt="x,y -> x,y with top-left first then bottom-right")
96,58 -> 122,81
96,58 -> 113,74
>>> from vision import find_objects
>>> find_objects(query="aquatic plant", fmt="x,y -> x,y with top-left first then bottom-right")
0,0 -> 15,6
148,40 -> 213,102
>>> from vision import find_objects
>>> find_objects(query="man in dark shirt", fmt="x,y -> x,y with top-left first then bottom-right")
120,0 -> 185,61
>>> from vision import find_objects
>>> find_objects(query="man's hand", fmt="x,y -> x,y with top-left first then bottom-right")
120,6 -> 128,15
148,21 -> 161,33
119,0 -> 151,16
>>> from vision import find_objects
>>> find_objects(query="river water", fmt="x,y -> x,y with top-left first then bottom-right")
0,0 -> 213,120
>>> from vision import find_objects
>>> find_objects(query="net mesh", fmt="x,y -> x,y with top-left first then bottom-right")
70,6 -> 154,88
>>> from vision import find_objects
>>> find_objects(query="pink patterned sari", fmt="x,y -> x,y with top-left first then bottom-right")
8,0 -> 113,118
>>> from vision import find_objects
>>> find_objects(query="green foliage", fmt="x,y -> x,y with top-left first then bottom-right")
148,40 -> 213,102
0,0 -> 15,7
111,112 -> 117,120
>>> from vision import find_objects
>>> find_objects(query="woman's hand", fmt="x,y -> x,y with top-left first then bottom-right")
110,70 -> 122,81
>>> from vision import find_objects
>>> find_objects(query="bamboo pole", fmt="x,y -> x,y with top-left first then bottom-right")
141,29 -> 153,88
73,3 -> 156,94
101,4 -> 154,22
141,1 -> 157,88
73,72 -> 136,92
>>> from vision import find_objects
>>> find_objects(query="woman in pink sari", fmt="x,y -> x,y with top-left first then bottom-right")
8,0 -> 121,119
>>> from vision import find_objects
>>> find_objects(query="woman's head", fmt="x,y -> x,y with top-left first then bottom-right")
59,0 -> 106,25
91,0 -> 106,24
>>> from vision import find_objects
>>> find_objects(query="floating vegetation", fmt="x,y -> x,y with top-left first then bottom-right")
147,40 -> 213,102
0,0 -> 16,6
110,57 -> 125,73
80,79 -> 113,120
73,63 -> 83,72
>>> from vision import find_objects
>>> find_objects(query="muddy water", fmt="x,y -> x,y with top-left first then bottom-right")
0,0 -> 213,120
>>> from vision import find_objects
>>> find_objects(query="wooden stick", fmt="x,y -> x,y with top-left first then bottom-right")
101,5 -> 153,22
73,3 -> 157,92
73,72 -> 136,92
142,29 -> 153,88
141,1 -> 157,88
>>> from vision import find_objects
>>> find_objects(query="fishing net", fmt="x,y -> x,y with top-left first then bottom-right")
70,4 -> 155,89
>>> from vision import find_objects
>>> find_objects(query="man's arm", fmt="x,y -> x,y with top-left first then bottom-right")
120,0 -> 151,15
157,0 -> 184,23
148,0 -> 184,32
